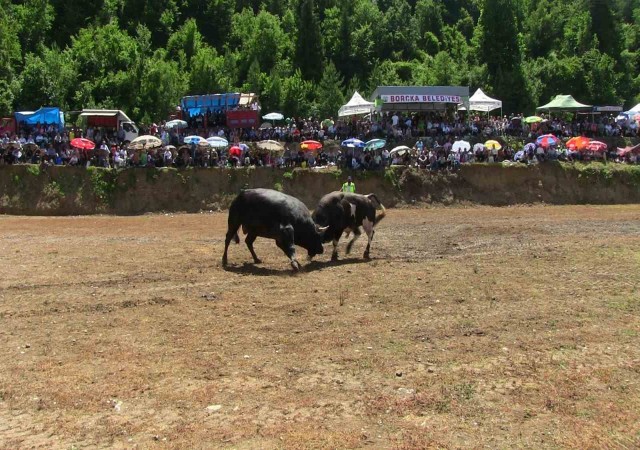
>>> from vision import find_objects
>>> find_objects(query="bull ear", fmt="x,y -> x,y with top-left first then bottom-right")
315,224 -> 329,233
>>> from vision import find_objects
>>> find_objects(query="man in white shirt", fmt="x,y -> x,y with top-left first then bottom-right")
392,113 -> 399,127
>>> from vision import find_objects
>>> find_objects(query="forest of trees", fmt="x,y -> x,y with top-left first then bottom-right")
1,0 -> 640,123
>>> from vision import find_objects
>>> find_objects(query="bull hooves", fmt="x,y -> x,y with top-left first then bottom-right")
222,259 -> 228,266
363,253 -> 371,260
291,261 -> 301,271
253,259 -> 262,264
331,254 -> 339,261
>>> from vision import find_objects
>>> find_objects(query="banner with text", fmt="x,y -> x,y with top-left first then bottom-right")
380,94 -> 462,104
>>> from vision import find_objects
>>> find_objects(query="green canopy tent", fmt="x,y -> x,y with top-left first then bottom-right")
536,95 -> 592,112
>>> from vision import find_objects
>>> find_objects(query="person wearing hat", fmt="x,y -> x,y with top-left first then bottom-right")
341,176 -> 356,193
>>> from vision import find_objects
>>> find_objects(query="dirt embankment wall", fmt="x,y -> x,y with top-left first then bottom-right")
0,163 -> 638,215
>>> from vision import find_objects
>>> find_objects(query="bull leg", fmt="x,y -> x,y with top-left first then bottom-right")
276,225 -> 300,271
222,224 -> 241,266
331,231 -> 342,261
345,228 -> 362,255
362,217 -> 374,259
245,234 -> 262,264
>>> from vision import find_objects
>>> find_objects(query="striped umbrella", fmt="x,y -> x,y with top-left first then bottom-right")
536,134 -> 559,148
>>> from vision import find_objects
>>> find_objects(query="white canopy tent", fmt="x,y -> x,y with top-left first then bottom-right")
458,88 -> 502,113
338,91 -> 375,117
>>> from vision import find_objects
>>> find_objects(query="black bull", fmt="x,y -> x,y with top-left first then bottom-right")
312,192 -> 386,260
222,189 -> 326,270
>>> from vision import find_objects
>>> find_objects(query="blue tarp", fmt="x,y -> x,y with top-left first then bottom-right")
15,107 -> 64,128
181,94 -> 242,117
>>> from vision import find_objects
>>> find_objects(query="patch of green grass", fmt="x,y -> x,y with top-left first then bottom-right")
384,167 -> 400,189
86,167 -> 116,205
43,181 -> 65,199
453,382 -> 475,401
283,171 -> 294,180
273,182 -> 283,192
26,164 -> 40,176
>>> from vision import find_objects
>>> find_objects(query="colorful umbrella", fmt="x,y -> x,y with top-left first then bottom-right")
183,135 -> 207,145
524,116 -> 543,124
341,138 -> 365,148
514,150 -> 526,161
364,139 -> 386,151
484,140 -> 502,150
206,136 -> 229,148
524,143 -> 537,152
300,140 -> 323,151
70,138 -> 95,150
165,119 -> 187,129
586,141 -> 608,152
536,134 -> 559,148
229,146 -> 243,157
565,136 -> 590,151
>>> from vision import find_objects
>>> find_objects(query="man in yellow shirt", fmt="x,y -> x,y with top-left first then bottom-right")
341,176 -> 355,193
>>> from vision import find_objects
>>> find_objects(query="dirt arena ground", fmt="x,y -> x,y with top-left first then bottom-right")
0,205 -> 639,449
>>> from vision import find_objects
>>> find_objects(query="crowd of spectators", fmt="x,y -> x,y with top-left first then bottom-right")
1,109 -> 639,169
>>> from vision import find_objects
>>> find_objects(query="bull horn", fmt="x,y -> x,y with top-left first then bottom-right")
316,224 -> 329,232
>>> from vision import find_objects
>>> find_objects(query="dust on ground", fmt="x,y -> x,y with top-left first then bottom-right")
1,205 -> 639,449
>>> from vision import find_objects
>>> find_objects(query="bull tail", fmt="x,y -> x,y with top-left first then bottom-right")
367,193 -> 386,225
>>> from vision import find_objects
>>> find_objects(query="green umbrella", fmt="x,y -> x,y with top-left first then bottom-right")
524,116 -> 543,124
322,118 -> 334,127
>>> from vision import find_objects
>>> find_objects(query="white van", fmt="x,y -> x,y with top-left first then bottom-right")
79,109 -> 140,143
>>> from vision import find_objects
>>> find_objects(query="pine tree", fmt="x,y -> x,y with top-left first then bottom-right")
316,60 -> 345,118
295,0 -> 324,81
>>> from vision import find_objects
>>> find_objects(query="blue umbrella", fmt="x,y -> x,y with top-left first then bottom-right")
341,138 -> 365,148
183,135 -> 207,145
524,143 -> 536,152
364,139 -> 386,151
514,150 -> 526,161
238,143 -> 250,151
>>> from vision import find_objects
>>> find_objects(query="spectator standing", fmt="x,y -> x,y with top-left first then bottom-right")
341,176 -> 356,193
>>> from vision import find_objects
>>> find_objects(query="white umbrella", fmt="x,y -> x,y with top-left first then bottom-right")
129,135 -> 163,150
259,122 -> 273,129
452,140 -> 471,153
183,135 -> 208,145
165,119 -> 188,129
389,145 -> 411,157
206,136 -> 229,148
256,140 -> 284,152
473,143 -> 485,152
262,112 -> 284,121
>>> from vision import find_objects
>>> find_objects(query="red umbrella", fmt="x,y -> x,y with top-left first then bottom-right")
586,141 -> 608,152
617,143 -> 640,156
565,136 -> 590,151
70,138 -> 95,150
300,140 -> 323,151
229,146 -> 242,157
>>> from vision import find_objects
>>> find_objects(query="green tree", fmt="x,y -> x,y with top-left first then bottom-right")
17,47 -> 77,110
137,50 -> 186,122
316,61 -> 345,118
295,0 -> 324,81
12,0 -> 55,54
0,2 -> 21,114
188,46 -> 229,94
477,0 -> 531,112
